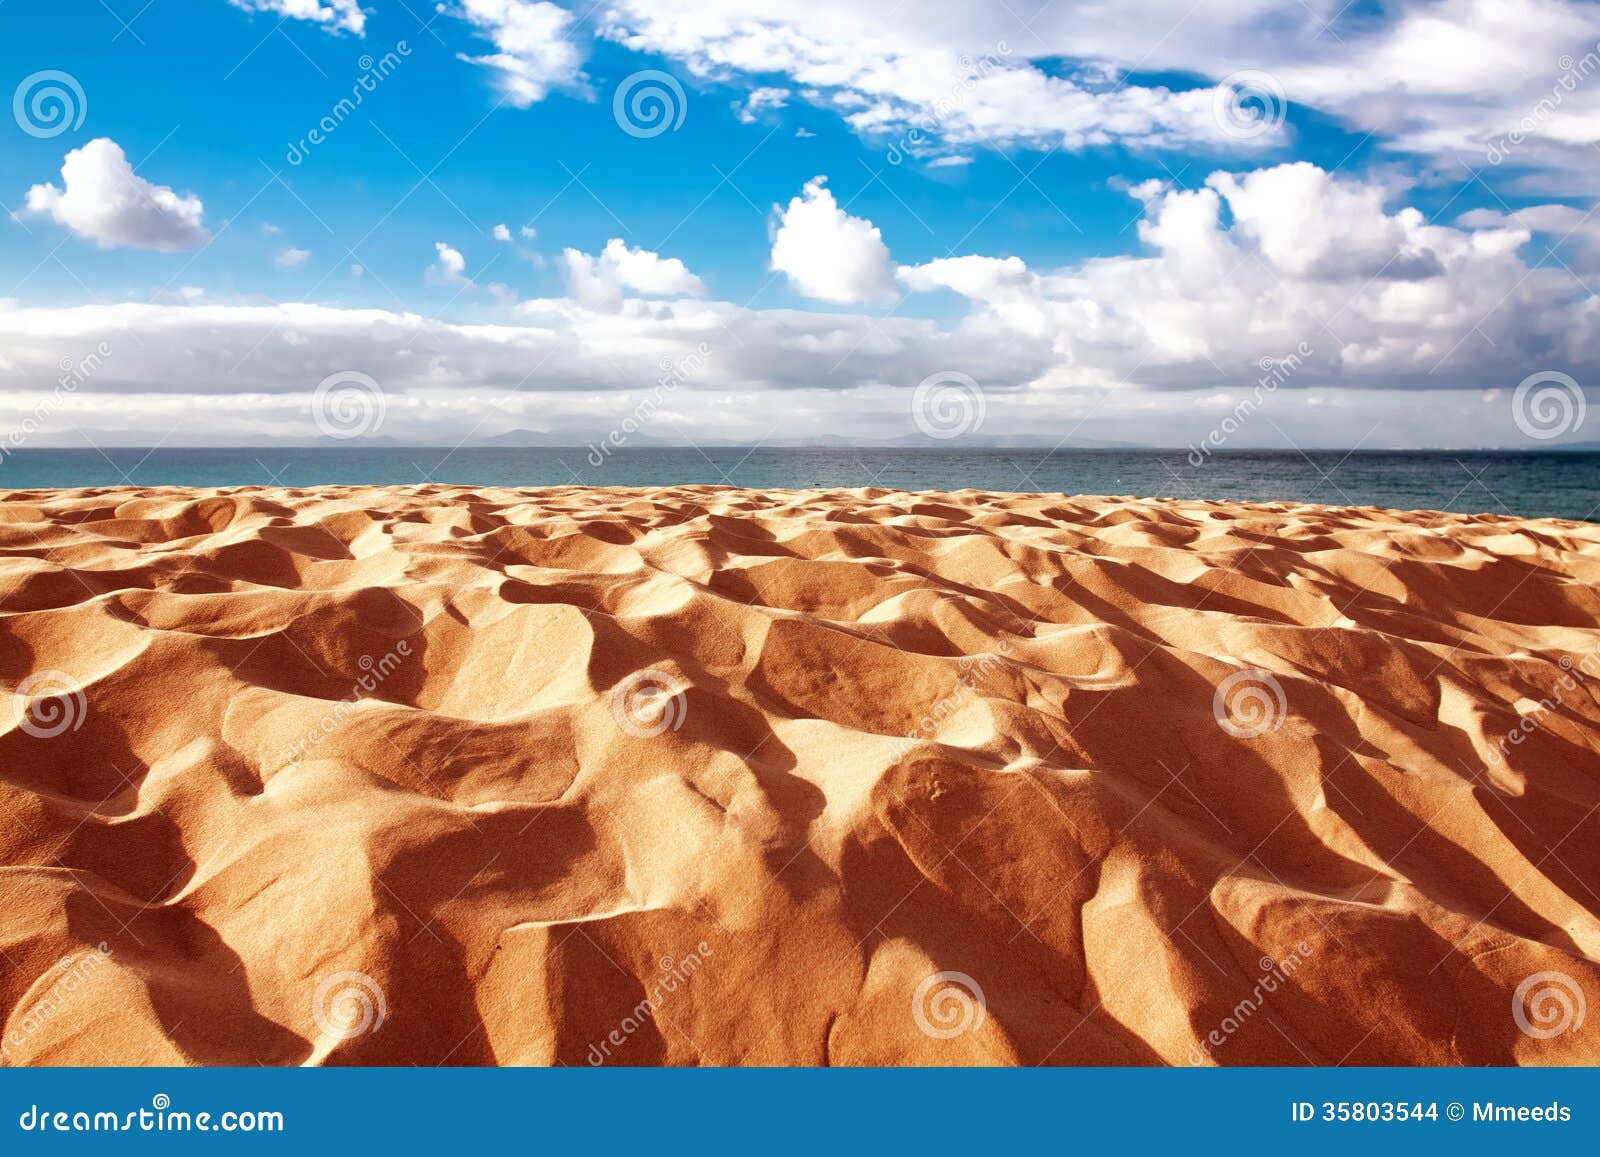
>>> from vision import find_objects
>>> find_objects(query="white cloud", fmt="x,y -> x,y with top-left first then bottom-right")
519,224 -> 538,240
601,0 -> 1281,161
24,138 -> 210,252
898,161 -> 1594,393
770,177 -> 897,304
598,0 -> 1600,187
559,238 -> 705,310
0,295 -> 1584,450
4,153 -> 1597,449
275,247 -> 312,268
427,241 -> 472,287
1457,203 -> 1600,271
492,223 -> 513,242
448,0 -> 588,106
734,86 -> 789,124
227,0 -> 365,36
1205,164 -> 1444,281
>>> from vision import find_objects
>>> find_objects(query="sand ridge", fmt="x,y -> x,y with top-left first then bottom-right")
0,483 -> 1597,1065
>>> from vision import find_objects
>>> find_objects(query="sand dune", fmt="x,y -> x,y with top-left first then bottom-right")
1,484 -> 1597,1065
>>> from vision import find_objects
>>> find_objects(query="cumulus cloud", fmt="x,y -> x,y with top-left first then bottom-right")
427,242 -> 472,287
447,0 -> 588,106
275,247 -> 312,268
227,0 -> 365,36
771,177 -> 897,304
898,160 -> 1594,392
558,238 -> 705,311
492,223 -> 513,242
1205,164 -> 1444,282
25,138 -> 210,253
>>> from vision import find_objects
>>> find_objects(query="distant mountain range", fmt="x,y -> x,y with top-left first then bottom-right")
25,430 -> 1600,452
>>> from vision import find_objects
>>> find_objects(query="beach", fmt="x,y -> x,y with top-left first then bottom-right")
1,484 -> 1597,1065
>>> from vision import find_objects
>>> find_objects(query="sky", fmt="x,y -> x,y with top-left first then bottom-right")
1,0 -> 1598,450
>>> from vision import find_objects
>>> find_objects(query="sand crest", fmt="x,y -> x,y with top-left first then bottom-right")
1,484 -> 1597,1065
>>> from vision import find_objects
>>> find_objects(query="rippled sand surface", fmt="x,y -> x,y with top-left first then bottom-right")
1,485 -> 1597,1065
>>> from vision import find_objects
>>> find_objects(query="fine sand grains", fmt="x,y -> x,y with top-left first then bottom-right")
0,484 -> 1597,1065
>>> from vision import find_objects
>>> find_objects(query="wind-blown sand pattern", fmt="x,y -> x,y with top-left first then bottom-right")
1,484 -> 1598,1066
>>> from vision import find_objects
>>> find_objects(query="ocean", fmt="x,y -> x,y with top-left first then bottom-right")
1,447 -> 1597,522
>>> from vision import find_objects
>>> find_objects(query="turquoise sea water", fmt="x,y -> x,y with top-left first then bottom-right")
1,447 -> 1597,522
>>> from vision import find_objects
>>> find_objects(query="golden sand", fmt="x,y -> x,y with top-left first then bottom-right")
1,485 -> 1597,1065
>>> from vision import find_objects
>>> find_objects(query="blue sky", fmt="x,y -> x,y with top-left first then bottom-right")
2,1 -> 1598,448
